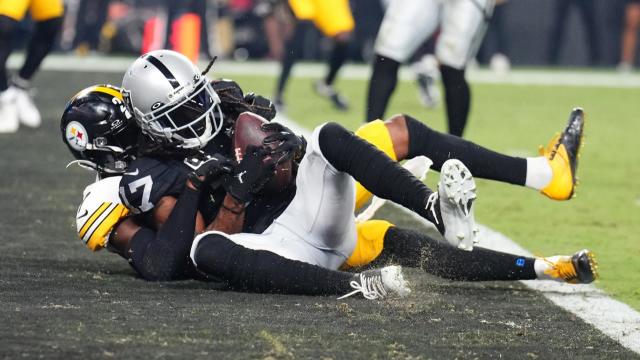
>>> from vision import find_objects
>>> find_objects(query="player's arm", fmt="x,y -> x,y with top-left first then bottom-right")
212,79 -> 276,121
111,180 -> 204,281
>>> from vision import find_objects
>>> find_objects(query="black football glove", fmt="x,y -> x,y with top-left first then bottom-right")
224,145 -> 276,203
262,122 -> 307,165
244,92 -> 277,121
184,153 -> 234,190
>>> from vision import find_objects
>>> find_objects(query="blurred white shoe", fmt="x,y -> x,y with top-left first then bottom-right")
10,83 -> 41,128
0,89 -> 19,133
617,62 -> 633,73
490,53 -> 511,75
414,55 -> 441,108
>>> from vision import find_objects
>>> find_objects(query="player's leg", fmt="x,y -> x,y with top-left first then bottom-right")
366,0 -> 440,121
12,0 -> 64,128
317,121 -> 478,249
190,231 -> 410,299
354,110 -> 584,208
381,226 -> 598,284
274,0 -> 315,109
310,0 -> 354,111
0,0 -> 30,133
620,1 -> 640,71
437,0 -> 493,137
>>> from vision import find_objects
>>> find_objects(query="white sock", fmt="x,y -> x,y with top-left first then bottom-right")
534,256 -> 566,282
525,157 -> 552,190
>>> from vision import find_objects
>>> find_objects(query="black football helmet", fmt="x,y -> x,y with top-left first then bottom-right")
61,84 -> 140,175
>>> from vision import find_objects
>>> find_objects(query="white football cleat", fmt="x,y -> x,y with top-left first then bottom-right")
438,159 -> 479,251
0,89 -> 19,133
11,85 -> 41,128
338,265 -> 410,300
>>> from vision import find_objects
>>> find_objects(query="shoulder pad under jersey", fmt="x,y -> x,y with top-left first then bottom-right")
119,157 -> 188,214
77,176 -> 130,251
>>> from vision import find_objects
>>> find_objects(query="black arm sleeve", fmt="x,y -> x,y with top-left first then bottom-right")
128,186 -> 202,281
192,233 -> 353,295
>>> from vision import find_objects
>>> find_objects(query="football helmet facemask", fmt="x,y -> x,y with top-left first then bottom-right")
121,49 -> 223,150
61,84 -> 140,175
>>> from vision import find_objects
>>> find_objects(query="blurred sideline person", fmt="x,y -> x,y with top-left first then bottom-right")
0,0 -> 64,133
619,0 -> 640,72
61,52 -> 596,299
366,0 -> 495,137
274,0 -> 354,111
546,0 -> 600,66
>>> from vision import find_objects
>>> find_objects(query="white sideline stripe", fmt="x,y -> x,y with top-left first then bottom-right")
274,112 -> 640,354
8,53 -> 640,89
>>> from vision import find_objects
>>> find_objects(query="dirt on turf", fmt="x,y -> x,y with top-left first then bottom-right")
0,70 -> 636,359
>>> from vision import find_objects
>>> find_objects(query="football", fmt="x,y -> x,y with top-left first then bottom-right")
232,112 -> 294,193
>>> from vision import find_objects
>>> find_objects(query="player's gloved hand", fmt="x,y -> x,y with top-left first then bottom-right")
244,92 -> 277,121
224,145 -> 276,203
184,152 -> 234,190
262,122 -> 307,164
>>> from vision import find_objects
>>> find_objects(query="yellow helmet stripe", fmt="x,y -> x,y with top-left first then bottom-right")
93,86 -> 123,100
79,202 -> 111,238
85,204 -> 130,251
70,85 -> 122,102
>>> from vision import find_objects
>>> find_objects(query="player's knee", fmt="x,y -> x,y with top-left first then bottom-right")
33,16 -> 63,38
333,31 -> 352,43
0,15 -> 18,36
190,232 -> 234,271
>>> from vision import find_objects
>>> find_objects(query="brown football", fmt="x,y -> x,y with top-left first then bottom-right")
232,112 -> 294,193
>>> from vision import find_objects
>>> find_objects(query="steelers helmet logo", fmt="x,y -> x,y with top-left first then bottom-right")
66,121 -> 89,151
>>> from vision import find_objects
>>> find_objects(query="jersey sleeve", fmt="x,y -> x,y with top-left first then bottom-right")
76,176 -> 130,251
118,157 -> 188,214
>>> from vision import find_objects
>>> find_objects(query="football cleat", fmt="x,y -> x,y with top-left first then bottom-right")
540,249 -> 599,284
338,265 -> 410,300
539,108 -> 585,200
313,80 -> 349,111
0,89 -> 19,133
416,73 -> 440,108
11,77 -> 41,128
427,159 -> 479,251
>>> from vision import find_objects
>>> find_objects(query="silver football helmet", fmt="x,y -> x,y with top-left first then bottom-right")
121,49 -> 223,149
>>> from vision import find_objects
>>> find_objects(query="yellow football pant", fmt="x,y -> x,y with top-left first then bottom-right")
0,0 -> 64,21
288,0 -> 354,37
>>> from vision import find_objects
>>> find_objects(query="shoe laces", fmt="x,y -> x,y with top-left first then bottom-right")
425,191 -> 440,225
542,256 -> 578,283
337,272 -> 387,300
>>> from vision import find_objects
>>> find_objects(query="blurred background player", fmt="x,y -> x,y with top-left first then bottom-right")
546,0 -> 600,66
366,0 -> 495,137
0,0 -> 64,133
619,0 -> 640,72
273,0 -> 354,111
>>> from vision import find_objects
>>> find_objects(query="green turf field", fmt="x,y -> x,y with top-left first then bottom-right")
221,74 -> 640,310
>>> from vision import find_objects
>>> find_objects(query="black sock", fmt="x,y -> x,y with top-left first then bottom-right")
440,65 -> 470,137
0,15 -> 18,91
18,17 -> 63,81
366,54 -> 400,121
275,21 -> 308,100
405,115 -> 527,186
324,39 -> 348,86
193,233 -> 354,295
383,227 -> 537,281
318,122 -> 441,230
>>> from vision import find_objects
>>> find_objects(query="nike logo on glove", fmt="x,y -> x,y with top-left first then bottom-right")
237,171 -> 247,184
